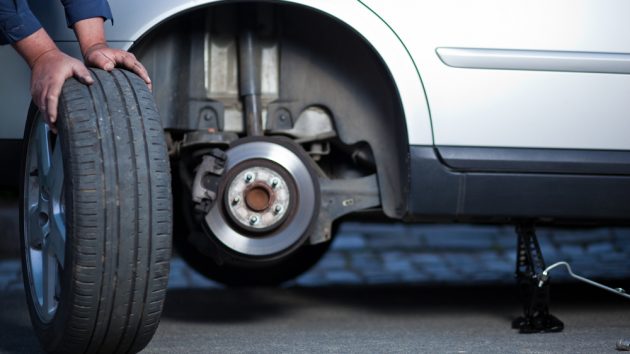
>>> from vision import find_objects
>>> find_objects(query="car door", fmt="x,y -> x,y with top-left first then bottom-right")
362,0 -> 630,151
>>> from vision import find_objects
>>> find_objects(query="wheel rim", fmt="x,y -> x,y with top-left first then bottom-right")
23,115 -> 66,323
205,140 -> 318,257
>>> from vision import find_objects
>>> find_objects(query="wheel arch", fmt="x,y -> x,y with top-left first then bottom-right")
121,0 -> 433,218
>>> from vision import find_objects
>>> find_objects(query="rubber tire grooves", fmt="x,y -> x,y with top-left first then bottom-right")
33,69 -> 171,353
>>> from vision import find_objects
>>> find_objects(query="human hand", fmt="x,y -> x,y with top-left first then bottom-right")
83,43 -> 152,90
30,49 -> 94,132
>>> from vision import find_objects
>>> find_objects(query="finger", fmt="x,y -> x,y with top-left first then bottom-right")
118,53 -> 152,90
134,61 -> 152,88
73,63 -> 94,85
89,50 -> 116,71
46,82 -> 62,125
38,86 -> 54,130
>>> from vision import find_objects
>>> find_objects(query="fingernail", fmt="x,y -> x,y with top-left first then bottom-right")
104,63 -> 114,70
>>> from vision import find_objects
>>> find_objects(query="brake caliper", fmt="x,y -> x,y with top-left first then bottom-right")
191,148 -> 227,214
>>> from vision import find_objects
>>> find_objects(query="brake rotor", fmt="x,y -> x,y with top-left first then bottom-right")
204,137 -> 320,260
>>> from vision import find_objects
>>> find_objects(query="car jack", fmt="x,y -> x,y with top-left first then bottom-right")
512,224 -> 564,333
512,224 -> 630,334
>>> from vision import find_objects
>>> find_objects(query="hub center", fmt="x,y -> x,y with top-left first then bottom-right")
245,184 -> 272,212
224,164 -> 292,231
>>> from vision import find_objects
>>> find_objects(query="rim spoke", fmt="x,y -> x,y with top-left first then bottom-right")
42,247 -> 57,313
35,122 -> 52,186
48,216 -> 66,267
48,140 -> 64,198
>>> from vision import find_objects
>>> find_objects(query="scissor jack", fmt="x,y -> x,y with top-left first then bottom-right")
511,224 -> 630,335
512,224 -> 564,333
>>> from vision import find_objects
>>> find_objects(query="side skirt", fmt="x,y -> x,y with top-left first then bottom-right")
406,146 -> 630,224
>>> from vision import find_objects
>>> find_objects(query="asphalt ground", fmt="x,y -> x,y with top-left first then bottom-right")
1,194 -> 629,353
1,282 -> 629,353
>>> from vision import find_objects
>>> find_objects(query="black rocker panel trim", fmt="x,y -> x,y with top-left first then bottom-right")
437,146 -> 630,175
407,146 -> 630,223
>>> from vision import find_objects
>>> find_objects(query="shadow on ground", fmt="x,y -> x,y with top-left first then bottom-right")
160,281 -> 630,324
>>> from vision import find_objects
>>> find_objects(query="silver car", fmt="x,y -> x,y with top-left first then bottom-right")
2,0 -> 629,352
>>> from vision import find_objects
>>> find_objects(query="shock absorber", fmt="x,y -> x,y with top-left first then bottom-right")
238,6 -> 263,137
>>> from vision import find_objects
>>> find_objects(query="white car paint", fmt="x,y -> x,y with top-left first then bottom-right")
363,0 -> 630,150
12,0 -> 434,145
3,0 -> 630,151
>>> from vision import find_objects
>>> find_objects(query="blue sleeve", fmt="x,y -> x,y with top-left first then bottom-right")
0,0 -> 43,45
60,0 -> 113,28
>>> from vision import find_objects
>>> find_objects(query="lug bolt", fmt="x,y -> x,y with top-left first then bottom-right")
245,173 -> 254,183
232,196 -> 241,205
273,205 -> 283,215
270,178 -> 279,188
249,215 -> 259,225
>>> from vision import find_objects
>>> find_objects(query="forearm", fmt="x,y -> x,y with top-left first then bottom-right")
73,17 -> 107,58
12,28 -> 59,69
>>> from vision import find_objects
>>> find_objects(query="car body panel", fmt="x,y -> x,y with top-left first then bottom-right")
363,0 -> 630,150
11,0 -> 434,145
1,0 -> 629,222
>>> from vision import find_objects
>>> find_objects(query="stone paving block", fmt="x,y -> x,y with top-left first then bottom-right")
372,233 -> 425,249
381,251 -> 406,261
444,254 -> 478,267
339,222 -> 408,237
599,252 -> 628,262
538,243 -> 559,260
495,235 -> 518,249
331,233 -> 366,251
313,252 -> 347,270
409,253 -> 442,265
350,250 -> 379,260
349,258 -> 382,271
384,259 -> 415,273
559,244 -> 585,258
551,228 -> 612,245
424,234 -> 495,251
612,229 -> 630,246
167,272 -> 190,289
586,242 -> 614,254
366,235 -> 415,249
324,270 -> 362,284
0,260 -> 20,274
479,260 -> 511,273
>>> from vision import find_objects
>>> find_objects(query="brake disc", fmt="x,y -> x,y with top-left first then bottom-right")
195,137 -> 320,262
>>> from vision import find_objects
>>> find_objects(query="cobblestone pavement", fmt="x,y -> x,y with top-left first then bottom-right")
2,221 -> 629,292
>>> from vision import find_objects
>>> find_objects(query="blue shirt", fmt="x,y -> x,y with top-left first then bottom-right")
0,0 -> 113,45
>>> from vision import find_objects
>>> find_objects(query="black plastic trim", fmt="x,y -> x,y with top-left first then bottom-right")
437,146 -> 630,175
407,146 -> 630,224
0,139 -> 21,187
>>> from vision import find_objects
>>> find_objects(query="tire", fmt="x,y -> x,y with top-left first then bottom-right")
20,69 -> 172,353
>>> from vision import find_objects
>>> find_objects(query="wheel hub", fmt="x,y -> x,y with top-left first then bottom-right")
203,138 -> 320,259
225,166 -> 291,231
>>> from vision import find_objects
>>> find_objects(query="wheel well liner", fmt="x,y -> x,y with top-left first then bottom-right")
132,2 -> 413,218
